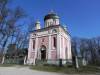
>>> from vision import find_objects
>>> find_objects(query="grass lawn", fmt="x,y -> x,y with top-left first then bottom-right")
0,64 -> 16,67
0,64 -> 100,74
0,64 -> 29,67
30,65 -> 100,74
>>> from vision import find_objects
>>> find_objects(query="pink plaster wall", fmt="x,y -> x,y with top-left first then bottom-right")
51,35 -> 57,50
64,38 -> 68,59
61,37 -> 63,58
38,36 -> 49,49
51,35 -> 57,59
30,52 -> 35,58
51,50 -> 57,59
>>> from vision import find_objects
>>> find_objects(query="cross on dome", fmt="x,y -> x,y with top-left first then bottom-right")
48,10 -> 55,14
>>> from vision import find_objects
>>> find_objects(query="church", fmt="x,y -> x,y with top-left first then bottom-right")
27,11 -> 72,65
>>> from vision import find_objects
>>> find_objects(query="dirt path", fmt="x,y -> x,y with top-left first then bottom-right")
0,66 -> 66,75
0,66 -> 99,75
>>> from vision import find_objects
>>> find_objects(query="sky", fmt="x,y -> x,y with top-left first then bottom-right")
10,0 -> 100,38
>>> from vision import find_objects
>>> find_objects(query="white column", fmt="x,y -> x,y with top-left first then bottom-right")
59,35 -> 62,59
27,37 -> 32,64
62,37 -> 66,64
68,38 -> 72,60
28,38 -> 31,58
34,37 -> 38,65
57,34 -> 60,59
62,37 -> 65,59
35,37 -> 38,58
57,33 -> 62,65
48,35 -> 51,59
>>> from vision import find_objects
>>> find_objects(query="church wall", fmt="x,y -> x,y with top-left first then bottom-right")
60,27 -> 72,59
27,12 -> 72,65
27,26 -> 72,65
37,36 -> 49,59
27,34 -> 36,64
61,37 -> 63,58
29,39 -> 36,59
67,38 -> 72,60
38,36 -> 49,49
64,37 -> 68,59
51,35 -> 57,60
60,35 -> 68,59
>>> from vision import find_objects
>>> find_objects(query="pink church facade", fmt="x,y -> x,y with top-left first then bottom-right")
27,12 -> 72,65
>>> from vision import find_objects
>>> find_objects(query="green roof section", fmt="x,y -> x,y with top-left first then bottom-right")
44,12 -> 59,21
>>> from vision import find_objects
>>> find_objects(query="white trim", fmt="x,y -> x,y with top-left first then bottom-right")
57,34 -> 60,59
48,35 -> 51,59
62,36 -> 65,59
31,33 -> 57,39
31,32 -> 70,41
35,37 -> 38,59
59,35 -> 62,59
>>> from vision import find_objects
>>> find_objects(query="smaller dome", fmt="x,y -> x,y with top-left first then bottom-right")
44,12 -> 59,21
63,24 -> 67,31
35,20 -> 40,24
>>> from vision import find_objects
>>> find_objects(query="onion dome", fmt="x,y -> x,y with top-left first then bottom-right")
44,11 -> 59,21
35,20 -> 40,24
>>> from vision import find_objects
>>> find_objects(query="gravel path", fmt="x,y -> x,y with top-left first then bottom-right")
0,66 -> 66,75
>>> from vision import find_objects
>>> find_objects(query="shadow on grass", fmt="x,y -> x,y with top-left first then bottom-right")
0,64 -> 29,67
0,64 -> 16,67
30,64 -> 100,74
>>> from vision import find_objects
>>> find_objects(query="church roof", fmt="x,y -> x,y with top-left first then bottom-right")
44,12 -> 59,21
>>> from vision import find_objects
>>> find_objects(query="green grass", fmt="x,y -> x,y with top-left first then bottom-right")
0,64 -> 15,67
0,64 -> 29,67
0,63 -> 100,74
30,65 -> 100,74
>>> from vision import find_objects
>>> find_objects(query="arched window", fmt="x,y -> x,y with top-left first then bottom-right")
47,22 -> 49,27
65,46 -> 68,58
52,29 -> 57,33
33,40 -> 35,49
42,38 -> 44,42
55,20 -> 56,25
53,37 -> 56,48
50,22 -> 52,25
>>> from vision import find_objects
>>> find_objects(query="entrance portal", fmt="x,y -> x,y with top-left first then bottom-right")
41,50 -> 46,60
40,45 -> 46,60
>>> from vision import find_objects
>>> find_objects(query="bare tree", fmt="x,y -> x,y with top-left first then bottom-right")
0,0 -> 26,63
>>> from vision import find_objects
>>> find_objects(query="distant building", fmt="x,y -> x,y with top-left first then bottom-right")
27,11 -> 72,65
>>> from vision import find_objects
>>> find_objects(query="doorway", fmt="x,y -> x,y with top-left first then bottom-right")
40,45 -> 46,60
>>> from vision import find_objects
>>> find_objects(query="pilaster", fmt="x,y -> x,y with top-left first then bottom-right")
48,35 -> 51,59
35,37 -> 38,59
57,33 -> 60,59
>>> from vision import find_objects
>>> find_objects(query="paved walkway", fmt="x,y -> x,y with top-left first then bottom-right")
0,66 -> 99,75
